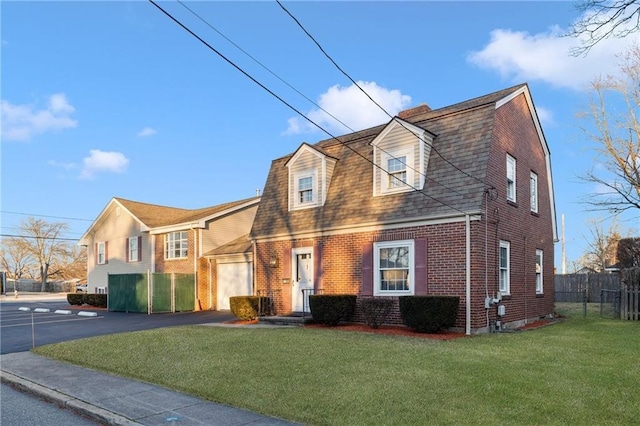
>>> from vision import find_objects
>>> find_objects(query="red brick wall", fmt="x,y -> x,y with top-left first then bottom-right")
153,230 -> 213,310
484,92 -> 555,329
255,92 -> 555,333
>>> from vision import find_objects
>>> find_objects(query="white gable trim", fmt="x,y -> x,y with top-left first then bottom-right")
78,198 -> 147,245
496,85 -> 558,242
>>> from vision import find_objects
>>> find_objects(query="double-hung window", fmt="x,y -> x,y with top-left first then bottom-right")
96,241 -> 107,265
165,231 -> 188,259
374,240 -> 414,296
127,237 -> 140,262
298,176 -> 313,204
535,250 -> 543,294
506,155 -> 516,202
388,156 -> 407,188
530,172 -> 538,213
292,170 -> 318,209
499,240 -> 510,295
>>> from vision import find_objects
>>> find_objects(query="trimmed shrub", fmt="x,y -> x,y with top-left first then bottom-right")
91,294 -> 107,308
360,297 -> 393,329
309,294 -> 357,326
230,296 -> 270,320
67,293 -> 84,305
398,296 -> 460,333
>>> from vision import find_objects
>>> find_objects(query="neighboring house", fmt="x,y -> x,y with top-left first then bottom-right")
79,196 -> 260,310
249,84 -> 558,333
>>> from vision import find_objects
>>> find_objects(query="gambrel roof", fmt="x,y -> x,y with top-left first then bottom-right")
251,84 -> 556,240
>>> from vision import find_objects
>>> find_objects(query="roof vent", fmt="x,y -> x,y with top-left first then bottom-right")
398,103 -> 431,119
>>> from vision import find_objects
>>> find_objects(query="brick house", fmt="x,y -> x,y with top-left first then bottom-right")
249,84 -> 557,334
80,196 -> 260,310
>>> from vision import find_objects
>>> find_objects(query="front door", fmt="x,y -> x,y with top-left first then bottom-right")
292,248 -> 313,312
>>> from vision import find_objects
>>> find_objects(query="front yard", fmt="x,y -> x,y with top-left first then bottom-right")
34,304 -> 639,425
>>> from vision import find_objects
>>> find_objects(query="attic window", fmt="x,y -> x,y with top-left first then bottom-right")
293,170 -> 318,210
381,149 -> 413,194
298,176 -> 313,203
388,156 -> 407,188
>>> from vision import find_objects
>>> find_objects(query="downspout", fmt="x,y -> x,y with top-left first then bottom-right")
208,258 -> 213,310
252,239 -> 257,296
466,214 -> 471,336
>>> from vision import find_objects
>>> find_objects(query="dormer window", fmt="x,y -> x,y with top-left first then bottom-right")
297,174 -> 315,205
381,149 -> 413,194
286,143 -> 337,212
371,117 -> 433,197
388,156 -> 407,188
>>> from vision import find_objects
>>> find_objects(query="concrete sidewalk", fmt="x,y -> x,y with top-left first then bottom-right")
0,351 -> 298,425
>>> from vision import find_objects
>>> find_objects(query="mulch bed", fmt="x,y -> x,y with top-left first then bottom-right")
304,323 -> 468,340
64,305 -> 107,311
222,318 -> 558,339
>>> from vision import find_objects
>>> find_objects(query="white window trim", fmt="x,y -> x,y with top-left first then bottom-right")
292,169 -> 318,210
97,242 -> 106,265
165,231 -> 188,260
499,240 -> 510,295
507,154 -> 516,202
381,149 -> 414,195
128,237 -> 139,263
536,249 -> 543,294
530,172 -> 538,213
373,239 -> 415,296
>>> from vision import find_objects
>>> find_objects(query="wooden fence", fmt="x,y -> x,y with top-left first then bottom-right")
554,273 -> 621,303
622,283 -> 640,320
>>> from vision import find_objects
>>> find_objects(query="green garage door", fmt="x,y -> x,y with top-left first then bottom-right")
108,274 -> 148,313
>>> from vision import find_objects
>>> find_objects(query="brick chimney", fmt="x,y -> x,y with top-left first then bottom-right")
398,103 -> 431,119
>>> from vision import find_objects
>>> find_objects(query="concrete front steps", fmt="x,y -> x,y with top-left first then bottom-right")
258,314 -> 314,326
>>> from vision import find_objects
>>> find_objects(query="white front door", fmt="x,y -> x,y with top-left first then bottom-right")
292,248 -> 313,312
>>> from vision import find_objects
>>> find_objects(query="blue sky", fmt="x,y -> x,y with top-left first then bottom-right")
1,1 -> 639,271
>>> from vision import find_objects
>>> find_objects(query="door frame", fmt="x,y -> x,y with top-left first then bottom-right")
291,246 -> 314,312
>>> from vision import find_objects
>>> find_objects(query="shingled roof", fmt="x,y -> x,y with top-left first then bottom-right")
114,196 -> 260,229
250,84 -> 528,240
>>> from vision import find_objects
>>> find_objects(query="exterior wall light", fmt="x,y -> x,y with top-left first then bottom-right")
269,253 -> 279,268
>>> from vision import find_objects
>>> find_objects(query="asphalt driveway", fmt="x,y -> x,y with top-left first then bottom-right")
0,295 -> 235,354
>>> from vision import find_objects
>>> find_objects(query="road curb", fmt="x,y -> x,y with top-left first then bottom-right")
1,370 -> 140,425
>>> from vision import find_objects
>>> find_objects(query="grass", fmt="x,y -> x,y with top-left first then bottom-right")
34,303 -> 639,425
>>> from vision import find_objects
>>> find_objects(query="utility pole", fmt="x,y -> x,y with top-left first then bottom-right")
562,214 -> 566,274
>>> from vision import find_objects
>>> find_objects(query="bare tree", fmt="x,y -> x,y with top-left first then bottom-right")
18,218 -> 70,291
0,237 -> 33,280
55,245 -> 87,281
568,0 -> 640,55
579,217 -> 630,271
580,45 -> 640,214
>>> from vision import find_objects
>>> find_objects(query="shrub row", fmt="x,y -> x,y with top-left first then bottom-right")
310,295 -> 459,333
66,293 -> 107,308
229,296 -> 270,320
308,295 -> 357,326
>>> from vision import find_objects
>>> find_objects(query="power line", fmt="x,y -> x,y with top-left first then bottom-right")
149,1 -> 470,215
175,1 -> 470,201
0,211 -> 93,222
276,0 -> 491,189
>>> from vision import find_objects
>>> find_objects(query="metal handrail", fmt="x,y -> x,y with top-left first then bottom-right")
302,288 -> 323,318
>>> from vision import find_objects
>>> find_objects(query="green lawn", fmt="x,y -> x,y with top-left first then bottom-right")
34,304 -> 639,425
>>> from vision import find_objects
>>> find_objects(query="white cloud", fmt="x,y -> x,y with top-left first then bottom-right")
535,106 -> 554,126
286,81 -> 412,135
468,17 -> 640,91
80,150 -> 129,179
137,127 -> 157,137
48,159 -> 77,171
1,93 -> 78,141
